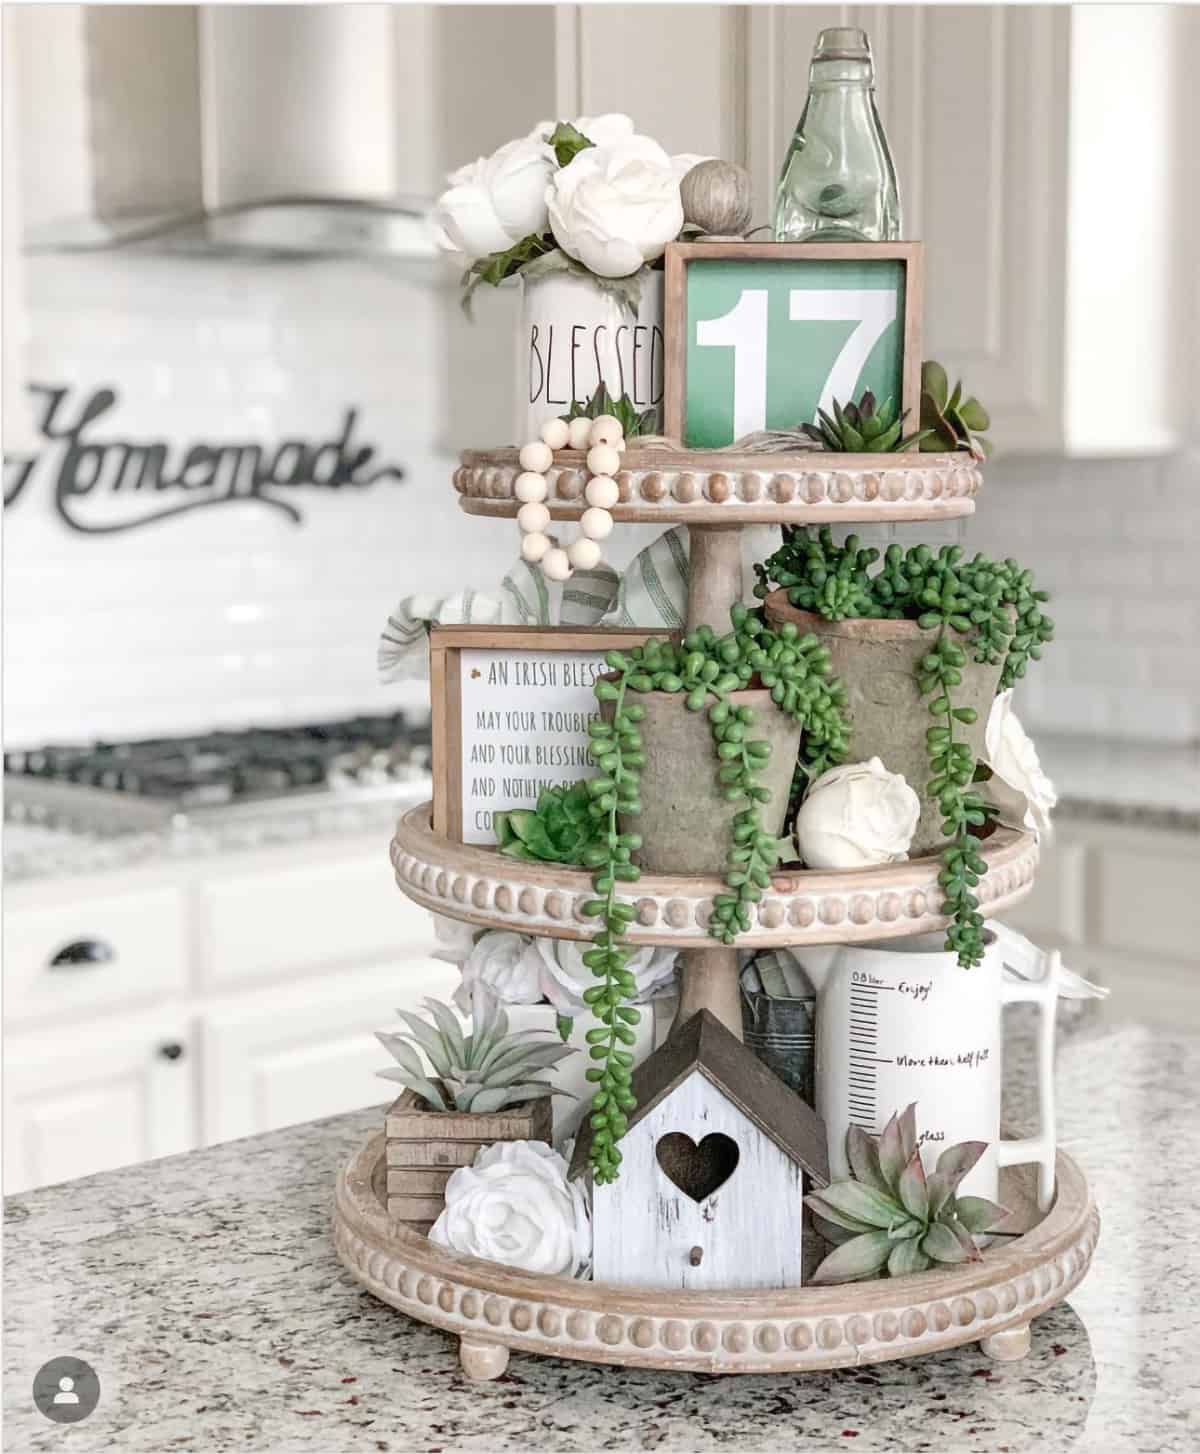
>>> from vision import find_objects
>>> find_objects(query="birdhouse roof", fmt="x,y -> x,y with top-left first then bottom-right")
568,1010 -> 829,1187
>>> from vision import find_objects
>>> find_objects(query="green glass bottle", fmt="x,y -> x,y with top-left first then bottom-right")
774,27 -> 901,242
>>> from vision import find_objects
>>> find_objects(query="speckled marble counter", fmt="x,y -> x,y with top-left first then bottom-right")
5,1020 -> 1198,1454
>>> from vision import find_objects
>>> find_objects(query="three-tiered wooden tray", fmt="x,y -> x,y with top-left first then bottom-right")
334,445 -> 1097,1378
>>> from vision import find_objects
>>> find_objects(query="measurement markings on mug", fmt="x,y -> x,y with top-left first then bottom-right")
847,982 -> 896,1129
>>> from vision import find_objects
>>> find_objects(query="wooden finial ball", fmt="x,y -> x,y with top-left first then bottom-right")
681,160 -> 754,238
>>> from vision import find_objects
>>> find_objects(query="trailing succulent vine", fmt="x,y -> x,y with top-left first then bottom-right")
577,609 -> 849,1181
755,527 -> 1054,969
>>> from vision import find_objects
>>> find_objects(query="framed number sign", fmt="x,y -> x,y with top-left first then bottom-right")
664,241 -> 924,449
430,625 -> 671,844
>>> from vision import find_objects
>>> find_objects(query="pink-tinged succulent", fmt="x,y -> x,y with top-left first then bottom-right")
804,1104 -> 1008,1284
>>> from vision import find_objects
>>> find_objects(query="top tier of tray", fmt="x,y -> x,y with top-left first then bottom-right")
454,444 -> 981,526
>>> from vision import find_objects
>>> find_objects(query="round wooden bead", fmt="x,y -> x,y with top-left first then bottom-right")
540,417 -> 570,450
586,443 -> 620,477
517,501 -> 550,534
542,547 -> 572,581
514,470 -> 548,503
520,531 -> 551,563
567,537 -> 602,571
580,507 -> 614,541
566,417 -> 593,450
588,415 -> 623,448
518,440 -> 553,473
584,475 -> 619,509
680,159 -> 753,237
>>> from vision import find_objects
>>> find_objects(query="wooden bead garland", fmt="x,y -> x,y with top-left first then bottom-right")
516,415 -> 624,581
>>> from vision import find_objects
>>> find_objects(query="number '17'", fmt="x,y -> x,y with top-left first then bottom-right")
696,288 -> 898,439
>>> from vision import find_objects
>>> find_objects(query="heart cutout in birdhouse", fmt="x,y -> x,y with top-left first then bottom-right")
655,1132 -> 740,1203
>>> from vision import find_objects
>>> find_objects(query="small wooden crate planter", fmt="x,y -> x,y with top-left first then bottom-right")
384,1090 -> 553,1232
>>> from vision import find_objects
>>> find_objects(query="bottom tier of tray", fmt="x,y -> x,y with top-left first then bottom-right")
333,1133 -> 1098,1379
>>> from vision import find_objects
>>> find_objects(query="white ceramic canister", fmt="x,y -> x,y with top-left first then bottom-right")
519,269 -> 664,439
797,924 -> 1105,1210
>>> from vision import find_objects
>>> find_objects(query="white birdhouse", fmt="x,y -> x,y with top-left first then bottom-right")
569,1010 -> 829,1290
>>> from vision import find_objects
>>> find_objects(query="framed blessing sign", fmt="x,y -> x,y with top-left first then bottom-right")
664,241 -> 924,449
430,625 -> 672,844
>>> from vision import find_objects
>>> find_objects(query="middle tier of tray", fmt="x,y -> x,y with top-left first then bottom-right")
455,445 -> 981,525
392,803 -> 1037,949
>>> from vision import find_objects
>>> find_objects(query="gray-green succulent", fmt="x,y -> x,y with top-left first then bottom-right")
376,988 -> 575,1114
804,1105 -> 1008,1283
920,360 -> 993,459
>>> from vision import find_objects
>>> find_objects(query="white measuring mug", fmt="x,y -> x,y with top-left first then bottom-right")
797,924 -> 1106,1210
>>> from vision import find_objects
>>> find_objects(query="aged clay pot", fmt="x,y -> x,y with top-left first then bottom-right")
605,686 -> 803,876
762,590 -> 1008,857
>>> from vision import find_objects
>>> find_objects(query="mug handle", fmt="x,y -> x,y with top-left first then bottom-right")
990,923 -> 1068,1212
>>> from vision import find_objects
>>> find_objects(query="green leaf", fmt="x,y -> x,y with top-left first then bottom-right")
934,1139 -> 988,1193
421,998 -> 466,1064
922,359 -> 950,411
958,397 -> 990,432
374,1031 -> 428,1080
954,1195 -> 1008,1234
392,1011 -> 453,1078
556,1012 -> 574,1043
807,1180 -> 906,1231
921,1221 -> 973,1265
845,1124 -> 890,1195
462,232 -> 556,312
547,120 -> 594,167
877,1111 -> 906,1192
376,1067 -> 447,1110
887,1238 -> 932,1277
897,1147 -> 930,1221
809,1211 -> 858,1247
897,1102 -> 918,1161
808,1230 -> 893,1285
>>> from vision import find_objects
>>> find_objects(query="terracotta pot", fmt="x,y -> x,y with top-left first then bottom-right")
605,686 -> 804,876
762,590 -> 1007,857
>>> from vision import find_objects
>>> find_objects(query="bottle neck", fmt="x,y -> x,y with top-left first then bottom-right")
806,56 -> 876,93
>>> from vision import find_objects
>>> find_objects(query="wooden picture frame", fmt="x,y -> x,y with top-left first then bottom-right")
664,241 -> 924,449
430,626 -> 672,844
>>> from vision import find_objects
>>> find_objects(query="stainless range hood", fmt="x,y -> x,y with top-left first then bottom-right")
25,197 -> 439,263
14,6 -> 442,264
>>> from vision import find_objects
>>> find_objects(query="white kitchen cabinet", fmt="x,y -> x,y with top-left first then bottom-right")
2,823 -> 456,1190
199,958 -> 457,1144
3,1008 -> 197,1194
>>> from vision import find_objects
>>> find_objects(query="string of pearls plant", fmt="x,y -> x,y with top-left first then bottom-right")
577,608 -> 849,1182
516,415 -> 625,583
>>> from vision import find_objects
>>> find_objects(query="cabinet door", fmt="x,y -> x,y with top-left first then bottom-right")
3,1010 -> 196,1194
201,958 -> 458,1145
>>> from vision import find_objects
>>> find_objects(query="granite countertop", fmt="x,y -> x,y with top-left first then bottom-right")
5,1018 -> 1198,1453
1038,736 -> 1200,835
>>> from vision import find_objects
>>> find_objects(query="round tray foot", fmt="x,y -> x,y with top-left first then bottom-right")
460,1338 -> 510,1380
980,1324 -> 1031,1362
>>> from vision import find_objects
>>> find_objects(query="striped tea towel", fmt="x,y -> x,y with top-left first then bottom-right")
378,526 -> 691,682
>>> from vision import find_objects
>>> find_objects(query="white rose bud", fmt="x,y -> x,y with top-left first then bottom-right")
453,930 -> 543,1014
432,134 -> 554,263
984,689 -> 1057,835
546,134 -> 686,278
530,937 -> 677,1017
431,1140 -> 591,1277
795,758 -> 920,869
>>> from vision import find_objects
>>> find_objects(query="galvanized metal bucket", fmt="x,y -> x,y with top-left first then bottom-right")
740,951 -> 817,1103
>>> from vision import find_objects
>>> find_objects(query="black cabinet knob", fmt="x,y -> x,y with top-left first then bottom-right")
157,1042 -> 185,1062
49,939 -> 114,969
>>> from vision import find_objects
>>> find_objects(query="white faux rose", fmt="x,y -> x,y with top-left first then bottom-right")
984,689 -> 1057,835
453,930 -> 542,1014
430,914 -> 477,967
528,937 -> 677,1017
430,1139 -> 591,1277
546,134 -> 687,278
432,134 -> 554,263
795,757 -> 921,869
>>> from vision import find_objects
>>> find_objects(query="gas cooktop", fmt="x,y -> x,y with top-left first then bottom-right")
3,712 -> 432,833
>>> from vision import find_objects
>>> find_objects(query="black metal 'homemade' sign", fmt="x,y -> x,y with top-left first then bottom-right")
2,383 -> 406,533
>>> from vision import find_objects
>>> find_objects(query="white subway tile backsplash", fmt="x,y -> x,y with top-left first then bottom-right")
5,250 -> 1199,751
